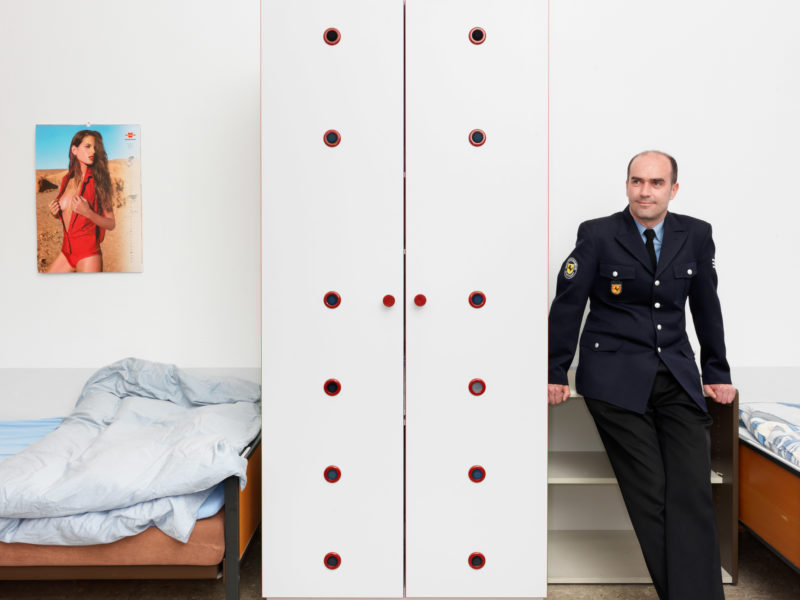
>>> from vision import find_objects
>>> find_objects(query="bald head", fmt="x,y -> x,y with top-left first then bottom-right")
627,151 -> 678,185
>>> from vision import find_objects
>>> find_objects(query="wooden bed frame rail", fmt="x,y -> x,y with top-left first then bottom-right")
739,438 -> 800,574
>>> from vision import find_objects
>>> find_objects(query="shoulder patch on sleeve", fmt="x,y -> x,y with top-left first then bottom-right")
564,257 -> 578,279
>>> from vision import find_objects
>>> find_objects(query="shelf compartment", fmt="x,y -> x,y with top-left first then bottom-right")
548,530 -> 732,584
548,451 -> 724,485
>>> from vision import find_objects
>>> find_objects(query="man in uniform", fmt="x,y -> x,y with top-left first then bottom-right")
548,150 -> 736,600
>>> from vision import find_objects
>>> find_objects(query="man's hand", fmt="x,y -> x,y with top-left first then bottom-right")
704,383 -> 736,405
548,384 -> 571,405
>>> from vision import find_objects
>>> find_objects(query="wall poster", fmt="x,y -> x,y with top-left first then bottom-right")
35,124 -> 142,273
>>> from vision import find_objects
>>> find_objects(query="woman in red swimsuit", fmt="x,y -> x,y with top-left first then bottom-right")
47,130 -> 115,273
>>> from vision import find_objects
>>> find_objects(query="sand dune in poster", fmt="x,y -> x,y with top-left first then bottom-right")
35,157 -> 142,273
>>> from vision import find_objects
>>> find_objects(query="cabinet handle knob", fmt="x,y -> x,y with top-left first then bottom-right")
414,294 -> 427,307
383,294 -> 396,307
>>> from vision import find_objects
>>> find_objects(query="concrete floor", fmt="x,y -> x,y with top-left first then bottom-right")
2,529 -> 798,599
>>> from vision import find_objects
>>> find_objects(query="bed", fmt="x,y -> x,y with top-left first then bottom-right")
0,359 -> 262,600
738,402 -> 800,573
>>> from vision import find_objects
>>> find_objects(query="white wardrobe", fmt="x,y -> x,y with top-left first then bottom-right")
262,1 -> 548,598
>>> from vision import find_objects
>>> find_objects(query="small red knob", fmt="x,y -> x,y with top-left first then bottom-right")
383,295 -> 395,307
414,294 -> 427,307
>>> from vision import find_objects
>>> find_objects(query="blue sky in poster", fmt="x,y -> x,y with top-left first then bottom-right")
35,124 -> 140,170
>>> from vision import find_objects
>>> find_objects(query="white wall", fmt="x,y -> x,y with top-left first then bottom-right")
2,0 -> 797,414
550,0 -> 800,400
0,1 -> 260,377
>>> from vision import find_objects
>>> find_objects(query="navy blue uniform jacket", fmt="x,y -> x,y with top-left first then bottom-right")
548,207 -> 731,413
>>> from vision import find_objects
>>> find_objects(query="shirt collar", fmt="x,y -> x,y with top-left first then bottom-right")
632,213 -> 666,242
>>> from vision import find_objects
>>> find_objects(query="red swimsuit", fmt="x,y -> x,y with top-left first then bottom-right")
56,168 -> 106,268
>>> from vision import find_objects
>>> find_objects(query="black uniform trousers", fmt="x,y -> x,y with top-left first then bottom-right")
584,361 -> 724,600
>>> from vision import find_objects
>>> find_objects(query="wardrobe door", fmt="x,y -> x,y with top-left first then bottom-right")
261,1 -> 404,597
405,1 -> 549,596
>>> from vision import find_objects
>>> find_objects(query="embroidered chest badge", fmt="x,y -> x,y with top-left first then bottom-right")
564,257 -> 578,279
611,280 -> 622,295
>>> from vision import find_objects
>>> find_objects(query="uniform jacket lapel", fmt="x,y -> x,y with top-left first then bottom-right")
615,208 -> 654,274
655,212 -> 688,277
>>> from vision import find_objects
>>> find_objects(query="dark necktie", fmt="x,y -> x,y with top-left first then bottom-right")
644,229 -> 657,271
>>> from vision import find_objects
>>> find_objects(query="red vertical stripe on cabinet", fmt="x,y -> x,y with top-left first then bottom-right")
402,1 -> 407,596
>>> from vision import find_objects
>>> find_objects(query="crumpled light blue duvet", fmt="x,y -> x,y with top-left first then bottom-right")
0,358 -> 261,545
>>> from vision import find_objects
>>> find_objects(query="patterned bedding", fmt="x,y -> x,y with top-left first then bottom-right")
739,402 -> 800,471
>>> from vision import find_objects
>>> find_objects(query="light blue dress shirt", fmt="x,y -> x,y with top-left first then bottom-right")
633,216 -> 665,262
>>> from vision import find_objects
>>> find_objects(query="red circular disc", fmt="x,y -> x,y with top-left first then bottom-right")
469,379 -> 486,396
414,294 -> 427,307
468,465 -> 486,483
324,552 -> 341,570
324,291 -> 341,308
323,130 -> 341,147
324,379 -> 341,396
469,27 -> 486,45
469,129 -> 486,147
383,295 -> 395,307
324,465 -> 341,483
469,291 -> 486,308
323,28 -> 341,45
468,552 -> 486,569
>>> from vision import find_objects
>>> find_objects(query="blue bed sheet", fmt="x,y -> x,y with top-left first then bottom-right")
0,418 -> 63,465
0,418 -> 224,520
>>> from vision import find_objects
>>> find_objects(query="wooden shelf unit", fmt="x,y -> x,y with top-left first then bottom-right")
547,383 -> 739,585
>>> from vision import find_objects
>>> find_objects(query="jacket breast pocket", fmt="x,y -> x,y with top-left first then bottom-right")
598,263 -> 636,299
673,261 -> 697,303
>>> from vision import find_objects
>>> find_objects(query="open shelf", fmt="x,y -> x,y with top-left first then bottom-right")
548,530 -> 733,584
547,389 -> 738,584
548,451 -> 615,484
548,451 -> 724,485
